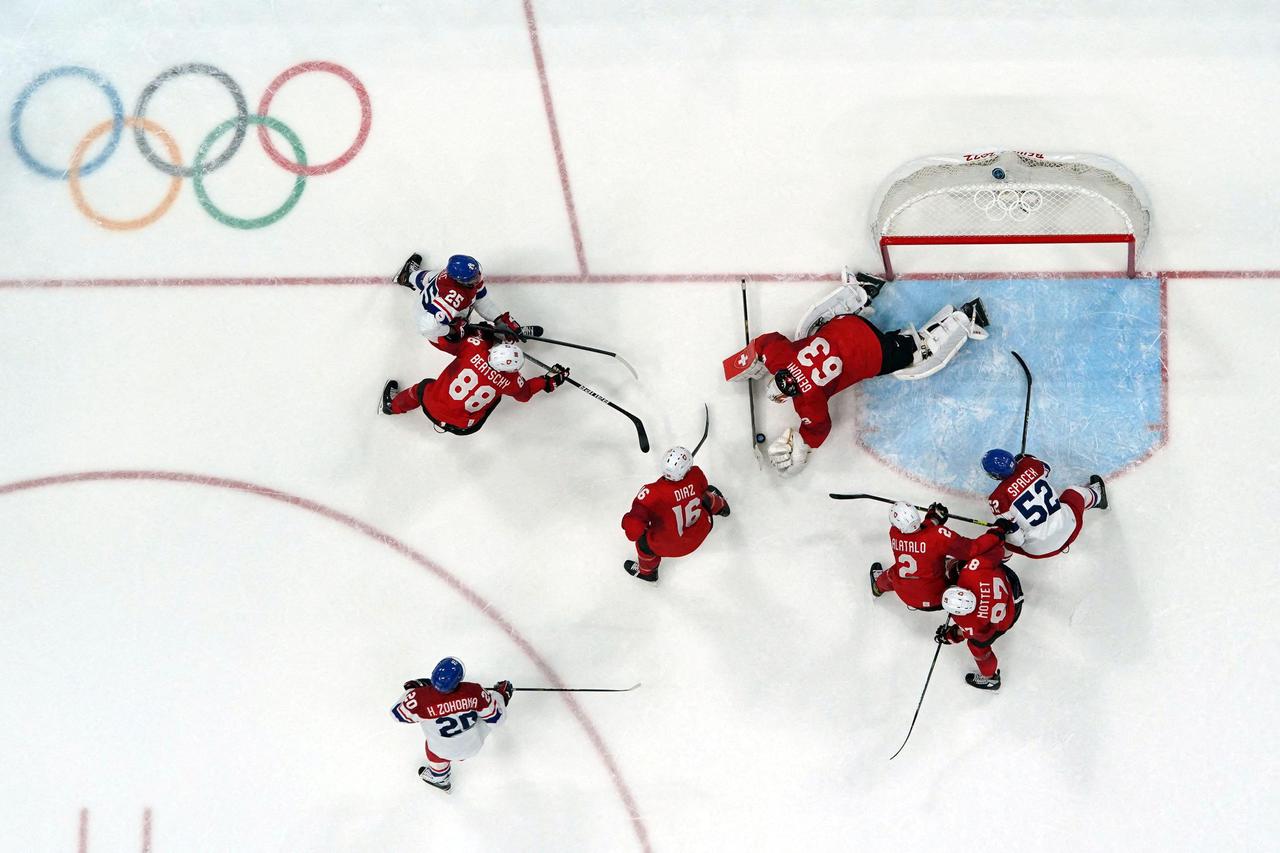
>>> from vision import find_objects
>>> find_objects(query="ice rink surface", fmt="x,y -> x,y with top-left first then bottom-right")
2,1 -> 1279,851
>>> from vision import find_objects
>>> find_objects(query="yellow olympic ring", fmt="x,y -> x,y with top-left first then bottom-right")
68,117 -> 183,232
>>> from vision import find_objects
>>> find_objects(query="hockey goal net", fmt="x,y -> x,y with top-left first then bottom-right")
870,150 -> 1152,279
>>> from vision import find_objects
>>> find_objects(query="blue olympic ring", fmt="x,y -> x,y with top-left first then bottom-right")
10,66 -> 124,179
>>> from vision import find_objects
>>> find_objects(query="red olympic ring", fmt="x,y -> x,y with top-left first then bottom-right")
257,61 -> 372,176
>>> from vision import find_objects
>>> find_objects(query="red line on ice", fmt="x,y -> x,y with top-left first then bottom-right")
0,269 -> 1276,290
3,472 -> 650,853
523,0 -> 589,276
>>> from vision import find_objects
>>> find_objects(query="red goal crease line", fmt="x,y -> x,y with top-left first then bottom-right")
0,269 -> 1277,289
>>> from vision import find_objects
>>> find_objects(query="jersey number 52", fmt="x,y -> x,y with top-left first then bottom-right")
1011,480 -> 1061,527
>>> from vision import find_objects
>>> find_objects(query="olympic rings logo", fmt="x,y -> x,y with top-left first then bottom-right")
9,61 -> 371,231
972,187 -> 1044,222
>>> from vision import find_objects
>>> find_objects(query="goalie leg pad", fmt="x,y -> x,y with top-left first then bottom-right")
795,282 -> 873,339
892,300 -> 990,381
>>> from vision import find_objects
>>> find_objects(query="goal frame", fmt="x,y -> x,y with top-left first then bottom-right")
871,150 -> 1150,280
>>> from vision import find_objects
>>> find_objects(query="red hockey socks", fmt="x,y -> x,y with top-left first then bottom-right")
390,382 -> 425,415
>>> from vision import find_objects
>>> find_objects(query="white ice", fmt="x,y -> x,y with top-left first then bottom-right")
1,1 -> 1279,851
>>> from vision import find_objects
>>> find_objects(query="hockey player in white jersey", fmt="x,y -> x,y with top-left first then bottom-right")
391,657 -> 513,793
393,252 -> 537,343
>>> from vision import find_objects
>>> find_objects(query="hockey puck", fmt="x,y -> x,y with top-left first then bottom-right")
755,433 -> 766,444
992,167 -> 1006,180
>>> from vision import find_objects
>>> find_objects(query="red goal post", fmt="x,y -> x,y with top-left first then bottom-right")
870,150 -> 1152,279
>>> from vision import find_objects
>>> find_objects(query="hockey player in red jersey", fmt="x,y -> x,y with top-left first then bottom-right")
391,657 -> 513,792
379,332 -> 568,435
723,270 -> 990,475
934,542 -> 1024,691
621,446 -> 730,583
393,252 -> 536,342
870,501 -> 988,611
982,448 -> 1108,559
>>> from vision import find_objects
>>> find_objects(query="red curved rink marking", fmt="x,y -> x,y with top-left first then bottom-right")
0,470 -> 651,853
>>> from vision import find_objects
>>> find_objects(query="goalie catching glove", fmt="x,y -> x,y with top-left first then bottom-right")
767,427 -> 810,475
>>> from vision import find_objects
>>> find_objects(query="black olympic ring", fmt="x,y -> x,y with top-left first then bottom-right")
8,61 -> 372,231
133,63 -> 249,178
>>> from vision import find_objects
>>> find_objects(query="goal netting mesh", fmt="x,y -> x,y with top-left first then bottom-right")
870,150 -> 1152,277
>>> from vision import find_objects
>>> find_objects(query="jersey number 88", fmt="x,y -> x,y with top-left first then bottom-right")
449,368 -> 498,412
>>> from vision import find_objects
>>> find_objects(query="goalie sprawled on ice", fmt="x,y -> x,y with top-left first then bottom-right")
723,270 -> 990,475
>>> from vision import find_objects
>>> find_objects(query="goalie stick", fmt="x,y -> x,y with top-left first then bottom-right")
1011,350 -> 1033,456
525,352 -> 650,453
740,278 -> 765,467
828,492 -> 991,527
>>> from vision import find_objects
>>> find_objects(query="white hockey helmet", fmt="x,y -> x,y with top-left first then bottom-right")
890,501 -> 922,534
488,342 -> 524,373
941,586 -> 977,616
662,446 -> 693,481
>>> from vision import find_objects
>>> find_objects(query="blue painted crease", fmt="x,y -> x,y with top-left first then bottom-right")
856,277 -> 1164,496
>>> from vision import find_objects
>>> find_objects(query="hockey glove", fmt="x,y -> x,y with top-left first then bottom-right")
493,311 -> 523,338
926,502 -> 949,525
991,517 -> 1018,538
543,364 -> 570,392
403,678 -> 432,690
935,624 -> 963,645
443,316 -> 468,343
493,680 -> 514,705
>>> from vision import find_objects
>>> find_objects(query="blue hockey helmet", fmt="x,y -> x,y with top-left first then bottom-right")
982,448 -> 1017,480
447,254 -> 481,286
431,657 -> 465,692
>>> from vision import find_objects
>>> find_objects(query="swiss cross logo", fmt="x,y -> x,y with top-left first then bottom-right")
737,353 -> 749,367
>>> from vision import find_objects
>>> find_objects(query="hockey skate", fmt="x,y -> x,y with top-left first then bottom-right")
624,560 -> 658,583
418,766 -> 452,793
965,670 -> 1001,691
394,253 -> 423,288
380,380 -> 399,415
869,562 -> 886,598
1089,474 -> 1109,510
848,267 -> 888,300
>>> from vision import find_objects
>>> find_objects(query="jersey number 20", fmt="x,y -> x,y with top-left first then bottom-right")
437,711 -> 479,738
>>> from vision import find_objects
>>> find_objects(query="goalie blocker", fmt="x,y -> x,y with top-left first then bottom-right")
723,271 -> 990,475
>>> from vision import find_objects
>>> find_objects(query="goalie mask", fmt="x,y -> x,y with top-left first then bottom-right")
773,368 -> 800,398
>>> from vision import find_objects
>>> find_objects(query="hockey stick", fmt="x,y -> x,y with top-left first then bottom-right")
525,335 -> 640,381
525,352 -> 650,453
518,683 -> 641,693
828,493 -> 991,527
692,403 -> 710,457
1011,350 -> 1032,455
741,278 -> 765,466
890,617 -> 949,761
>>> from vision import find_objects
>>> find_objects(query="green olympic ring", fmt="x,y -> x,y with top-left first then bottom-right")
193,115 -> 306,231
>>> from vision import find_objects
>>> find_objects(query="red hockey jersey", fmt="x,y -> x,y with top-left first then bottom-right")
423,335 -> 549,430
622,466 -> 714,558
951,550 -> 1019,645
752,315 -> 884,448
886,520 -> 983,610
